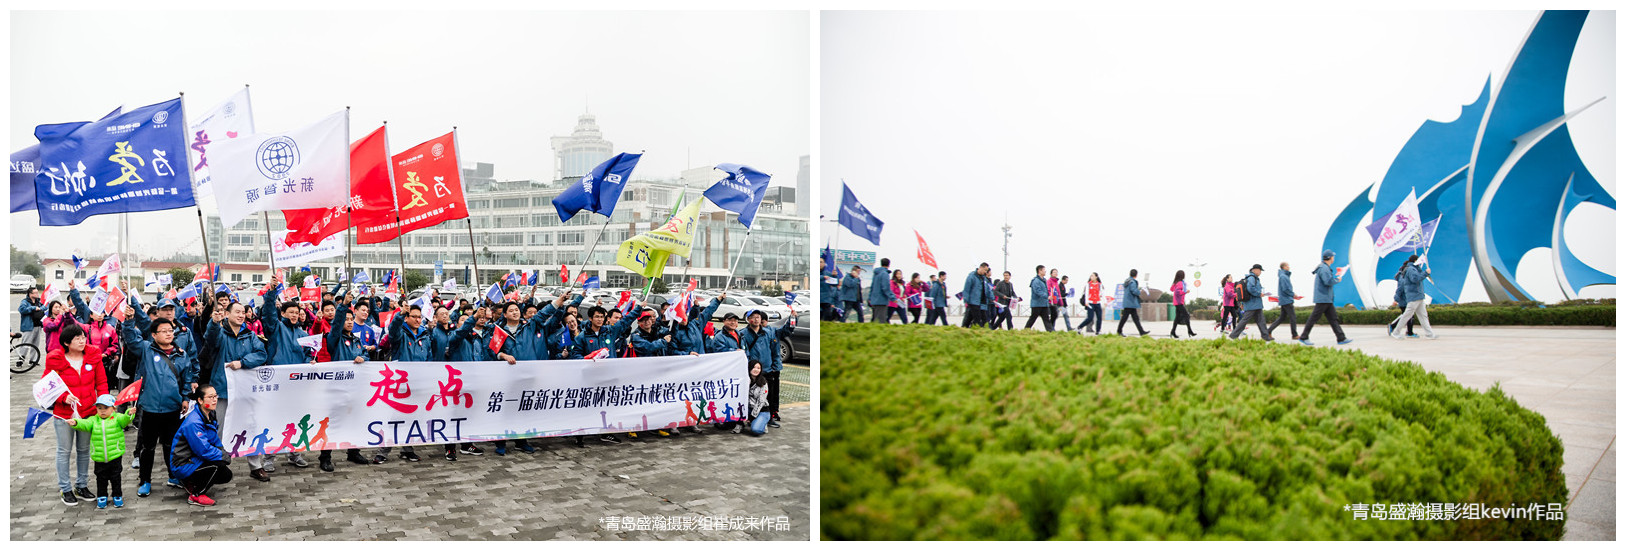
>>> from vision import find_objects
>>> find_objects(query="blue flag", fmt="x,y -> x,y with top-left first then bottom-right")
582,276 -> 601,290
559,327 -> 574,350
33,98 -> 195,226
71,255 -> 88,271
13,107 -> 122,214
552,152 -> 642,222
484,282 -> 503,305
176,281 -> 203,302
527,270 -> 538,286
23,407 -> 54,439
703,163 -> 771,228
838,180 -> 884,246
215,283 -> 231,296
783,292 -> 797,305
353,270 -> 370,283
821,245 -> 837,275
464,265 -> 471,288
1396,217 -> 1441,253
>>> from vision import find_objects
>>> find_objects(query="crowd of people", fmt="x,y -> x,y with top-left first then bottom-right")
21,272 -> 790,509
819,250 -> 1441,345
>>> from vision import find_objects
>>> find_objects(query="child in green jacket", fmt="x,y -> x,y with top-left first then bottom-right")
68,394 -> 135,509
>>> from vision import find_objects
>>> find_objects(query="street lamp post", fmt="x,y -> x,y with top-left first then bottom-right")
1001,218 -> 1013,276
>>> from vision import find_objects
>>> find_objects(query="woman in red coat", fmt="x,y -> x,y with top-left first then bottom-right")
43,323 -> 107,505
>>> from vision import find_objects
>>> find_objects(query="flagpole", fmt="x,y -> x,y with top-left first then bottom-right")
674,180 -> 695,291
382,122 -> 408,299
343,107 -> 353,301
453,127 -> 478,294
177,91 -> 214,269
722,224 -> 754,296
262,212 -> 277,274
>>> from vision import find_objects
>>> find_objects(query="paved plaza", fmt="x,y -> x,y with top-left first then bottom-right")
7,305 -> 811,541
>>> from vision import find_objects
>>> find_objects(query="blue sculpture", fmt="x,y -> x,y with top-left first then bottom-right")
1324,10 -> 1613,306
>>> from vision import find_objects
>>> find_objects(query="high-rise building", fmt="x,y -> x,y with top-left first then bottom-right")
549,113 -> 614,180
796,154 -> 810,218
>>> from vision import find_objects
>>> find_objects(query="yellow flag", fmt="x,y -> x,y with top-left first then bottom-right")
616,199 -> 702,278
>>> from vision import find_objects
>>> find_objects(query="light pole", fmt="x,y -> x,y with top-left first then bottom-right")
1001,216 -> 1013,276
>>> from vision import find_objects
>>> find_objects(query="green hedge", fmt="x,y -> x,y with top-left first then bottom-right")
821,323 -> 1567,540
1333,304 -> 1614,327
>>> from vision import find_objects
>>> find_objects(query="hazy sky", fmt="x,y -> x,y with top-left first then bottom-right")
8,10 -> 808,261
821,10 -> 1615,304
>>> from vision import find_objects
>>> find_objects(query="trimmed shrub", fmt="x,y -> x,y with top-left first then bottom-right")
821,323 -> 1567,540
1334,304 -> 1614,327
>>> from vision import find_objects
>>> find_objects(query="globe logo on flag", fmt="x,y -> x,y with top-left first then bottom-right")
152,110 -> 169,125
256,136 -> 300,179
256,365 -> 275,384
431,143 -> 444,158
223,101 -> 237,116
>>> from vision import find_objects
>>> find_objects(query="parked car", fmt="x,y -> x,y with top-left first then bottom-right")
709,295 -> 786,322
780,310 -> 808,364
11,274 -> 37,293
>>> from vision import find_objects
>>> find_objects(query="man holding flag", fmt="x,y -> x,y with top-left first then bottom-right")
1299,250 -> 1354,346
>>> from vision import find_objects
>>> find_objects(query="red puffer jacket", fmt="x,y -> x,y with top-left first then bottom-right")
43,345 -> 108,419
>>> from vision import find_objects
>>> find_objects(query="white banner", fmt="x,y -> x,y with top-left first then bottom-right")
187,88 -> 256,199
1373,190 -> 1422,258
271,229 -> 346,266
210,110 -> 349,228
221,351 -> 749,456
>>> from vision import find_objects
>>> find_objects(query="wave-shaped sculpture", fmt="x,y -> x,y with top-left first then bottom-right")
1323,10 -> 1613,307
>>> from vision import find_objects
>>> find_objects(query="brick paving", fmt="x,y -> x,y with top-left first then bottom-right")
8,363 -> 810,541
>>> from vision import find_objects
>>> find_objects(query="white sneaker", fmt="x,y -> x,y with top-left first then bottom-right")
1423,334 -> 1438,340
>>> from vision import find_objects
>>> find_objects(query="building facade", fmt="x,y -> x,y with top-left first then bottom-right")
549,113 -> 614,180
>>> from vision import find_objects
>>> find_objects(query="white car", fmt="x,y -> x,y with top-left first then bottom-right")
709,295 -> 793,322
11,274 -> 37,293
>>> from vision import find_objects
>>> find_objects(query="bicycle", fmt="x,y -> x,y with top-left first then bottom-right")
10,331 -> 42,374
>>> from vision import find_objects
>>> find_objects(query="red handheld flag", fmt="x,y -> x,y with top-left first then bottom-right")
488,326 -> 508,355
114,378 -> 143,406
914,230 -> 938,270
560,265 -> 570,285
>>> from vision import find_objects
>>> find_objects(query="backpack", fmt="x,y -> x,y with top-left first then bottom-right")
1236,278 -> 1253,302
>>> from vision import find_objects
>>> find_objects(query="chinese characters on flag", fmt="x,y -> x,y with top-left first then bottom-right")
356,131 -> 469,245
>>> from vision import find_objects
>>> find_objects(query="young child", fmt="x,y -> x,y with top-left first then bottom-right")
67,394 -> 135,509
737,361 -> 771,436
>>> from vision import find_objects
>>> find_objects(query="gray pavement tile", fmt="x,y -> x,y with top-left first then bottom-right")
1562,519 -> 1612,541
1568,479 -> 1616,530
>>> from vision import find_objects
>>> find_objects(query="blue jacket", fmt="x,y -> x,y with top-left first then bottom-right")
386,310 -> 435,362
120,315 -> 199,414
1029,276 -> 1048,306
820,271 -> 840,303
259,284 -> 310,366
17,296 -> 44,332
669,298 -> 722,355
494,302 -> 557,362
1401,263 -> 1428,301
1122,279 -> 1141,309
707,326 -> 745,354
929,281 -> 947,307
571,313 -> 637,359
1240,273 -> 1265,311
1393,281 -> 1408,305
839,274 -> 862,302
169,406 -> 224,479
446,313 -> 495,362
200,320 -> 267,401
325,301 -> 370,363
130,298 -> 197,361
962,271 -> 986,307
630,325 -> 673,357
867,266 -> 894,306
742,322 -> 793,373
1276,270 -> 1295,306
1312,263 -> 1339,304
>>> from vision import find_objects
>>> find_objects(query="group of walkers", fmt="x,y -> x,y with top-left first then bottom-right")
21,271 -> 789,509
818,249 -> 1439,345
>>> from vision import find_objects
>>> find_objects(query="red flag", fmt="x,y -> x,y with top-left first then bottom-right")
357,131 -> 469,245
385,276 -> 399,296
299,287 -> 320,302
614,290 -> 633,311
105,286 -> 127,316
488,326 -> 508,355
672,278 -> 698,323
914,230 -> 938,270
560,265 -> 569,285
114,378 -> 143,406
575,272 -> 588,285
282,125 -> 394,247
584,348 -> 611,360
378,311 -> 396,329
164,289 -> 177,301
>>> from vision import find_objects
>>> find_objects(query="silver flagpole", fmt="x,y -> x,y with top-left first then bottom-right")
453,127 -> 478,294
569,149 -> 644,291
178,91 -> 214,268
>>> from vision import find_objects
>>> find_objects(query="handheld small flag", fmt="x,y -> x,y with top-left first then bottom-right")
114,379 -> 142,406
527,270 -> 539,286
488,326 -> 508,355
353,270 -> 370,283
584,348 -> 611,360
783,292 -> 797,305
442,278 -> 457,292
483,282 -> 503,305
71,255 -> 88,271
560,265 -> 570,285
581,276 -> 601,291
22,407 -> 54,439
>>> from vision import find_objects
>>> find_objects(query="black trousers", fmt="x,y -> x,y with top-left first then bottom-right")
95,458 -> 123,498
1083,303 -> 1103,333
821,303 -> 838,322
1170,304 -> 1194,334
181,460 -> 232,496
1025,305 -> 1054,331
1117,308 -> 1146,335
961,306 -> 983,328
137,409 -> 181,484
990,308 -> 1013,329
844,301 -> 865,323
1300,303 -> 1346,341
766,371 -> 781,414
1266,304 -> 1299,339
907,307 -> 922,324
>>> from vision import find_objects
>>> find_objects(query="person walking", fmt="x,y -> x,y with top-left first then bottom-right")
1298,250 -> 1354,346
820,256 -> 841,322
991,271 -> 1016,330
1081,273 -> 1103,334
882,270 -> 908,324
1116,269 -> 1149,336
1390,254 -> 1438,340
905,273 -> 927,324
867,258 -> 894,323
1168,270 -> 1196,338
1055,274 -> 1075,332
960,263 -> 989,328
841,266 -> 865,323
924,272 -> 950,326
1265,262 -> 1300,341
1228,264 -> 1274,341
1387,266 -> 1419,338
1216,274 -> 1237,333
1023,265 -> 1053,331
17,286 -> 47,353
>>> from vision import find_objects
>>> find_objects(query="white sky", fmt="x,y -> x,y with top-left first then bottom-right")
820,10 -> 1615,304
7,9 -> 809,262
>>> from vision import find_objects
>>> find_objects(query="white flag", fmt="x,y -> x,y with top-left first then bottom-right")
187,88 -> 256,199
88,288 -> 110,317
1372,190 -> 1422,258
211,110 -> 350,228
442,278 -> 457,292
95,254 -> 122,280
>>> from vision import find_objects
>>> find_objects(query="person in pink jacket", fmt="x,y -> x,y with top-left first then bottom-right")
1168,271 -> 1197,338
885,270 -> 909,324
42,301 -> 80,355
1217,274 -> 1238,333
904,273 -> 928,324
